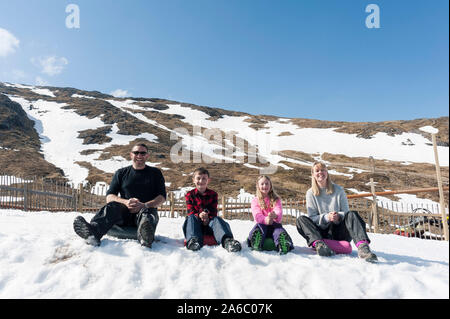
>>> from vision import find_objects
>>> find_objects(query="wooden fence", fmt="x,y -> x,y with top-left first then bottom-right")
0,175 -> 105,212
1,174 -> 448,241
159,195 -> 448,241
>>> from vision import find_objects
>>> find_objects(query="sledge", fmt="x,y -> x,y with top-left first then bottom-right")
183,235 -> 218,247
394,227 -> 419,238
250,238 -> 352,254
106,226 -> 219,246
107,225 -> 139,240
246,237 -> 282,251
262,238 -> 277,251
106,225 -> 172,245
320,239 -> 352,255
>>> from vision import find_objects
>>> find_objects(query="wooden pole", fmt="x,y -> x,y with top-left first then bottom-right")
432,133 -> 449,241
370,178 -> 379,233
222,195 -> 226,219
169,192 -> 174,218
369,156 -> 375,173
78,183 -> 83,213
23,178 -> 29,212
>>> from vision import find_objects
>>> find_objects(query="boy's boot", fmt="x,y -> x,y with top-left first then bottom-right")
224,238 -> 242,252
187,237 -> 201,251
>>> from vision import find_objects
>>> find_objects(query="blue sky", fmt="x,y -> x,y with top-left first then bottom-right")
0,0 -> 448,122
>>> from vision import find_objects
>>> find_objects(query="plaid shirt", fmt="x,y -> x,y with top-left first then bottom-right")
185,188 -> 218,219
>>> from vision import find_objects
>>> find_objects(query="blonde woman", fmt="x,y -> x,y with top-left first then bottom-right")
296,162 -> 378,262
247,175 -> 293,254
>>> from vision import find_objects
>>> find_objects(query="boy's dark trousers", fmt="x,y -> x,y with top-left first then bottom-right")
89,201 -> 159,239
296,210 -> 370,247
183,214 -> 233,247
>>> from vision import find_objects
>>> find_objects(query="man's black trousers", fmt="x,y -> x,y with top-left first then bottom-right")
89,201 -> 159,239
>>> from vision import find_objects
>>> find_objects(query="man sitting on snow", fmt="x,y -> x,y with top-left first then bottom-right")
73,143 -> 166,248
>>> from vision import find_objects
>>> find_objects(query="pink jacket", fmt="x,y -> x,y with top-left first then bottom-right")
251,196 -> 283,225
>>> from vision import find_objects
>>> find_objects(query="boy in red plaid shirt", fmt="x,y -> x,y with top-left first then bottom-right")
183,168 -> 241,252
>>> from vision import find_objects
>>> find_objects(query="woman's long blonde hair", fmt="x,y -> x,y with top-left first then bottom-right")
256,175 -> 280,210
311,162 -> 334,196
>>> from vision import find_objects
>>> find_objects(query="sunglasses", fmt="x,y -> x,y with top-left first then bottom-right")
131,151 -> 147,155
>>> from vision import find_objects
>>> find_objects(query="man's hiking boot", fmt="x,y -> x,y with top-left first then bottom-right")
314,240 -> 335,257
357,243 -> 378,263
250,229 -> 263,251
224,238 -> 242,253
73,216 -> 101,246
137,219 -> 155,248
187,237 -> 201,251
278,232 -> 291,255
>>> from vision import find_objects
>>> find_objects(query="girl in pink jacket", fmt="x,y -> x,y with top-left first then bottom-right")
247,175 -> 294,254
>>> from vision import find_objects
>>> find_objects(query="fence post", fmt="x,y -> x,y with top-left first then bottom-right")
23,181 -> 28,212
369,156 -> 375,173
78,183 -> 83,213
370,178 -> 379,233
71,183 -> 76,211
431,133 -> 449,241
169,192 -> 174,218
222,195 -> 226,219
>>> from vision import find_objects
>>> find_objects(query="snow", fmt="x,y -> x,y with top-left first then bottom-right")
2,82 -> 34,89
71,93 -> 96,99
0,209 -> 448,299
3,82 -> 55,97
346,188 -> 448,216
236,188 -> 254,201
157,104 -> 449,168
0,146 -> 19,151
110,101 -> 448,171
31,88 -> 55,97
0,175 -> 33,186
161,103 -> 211,122
419,126 -> 439,134
171,186 -> 192,200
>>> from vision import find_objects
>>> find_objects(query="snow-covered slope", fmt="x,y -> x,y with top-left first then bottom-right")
7,96 -> 159,184
2,82 -> 448,186
1,81 -> 448,207
0,209 -> 448,299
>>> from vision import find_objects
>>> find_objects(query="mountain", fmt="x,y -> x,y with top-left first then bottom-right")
0,81 -> 448,202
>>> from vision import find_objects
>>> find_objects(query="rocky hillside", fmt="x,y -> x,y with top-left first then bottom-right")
0,82 -> 448,203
